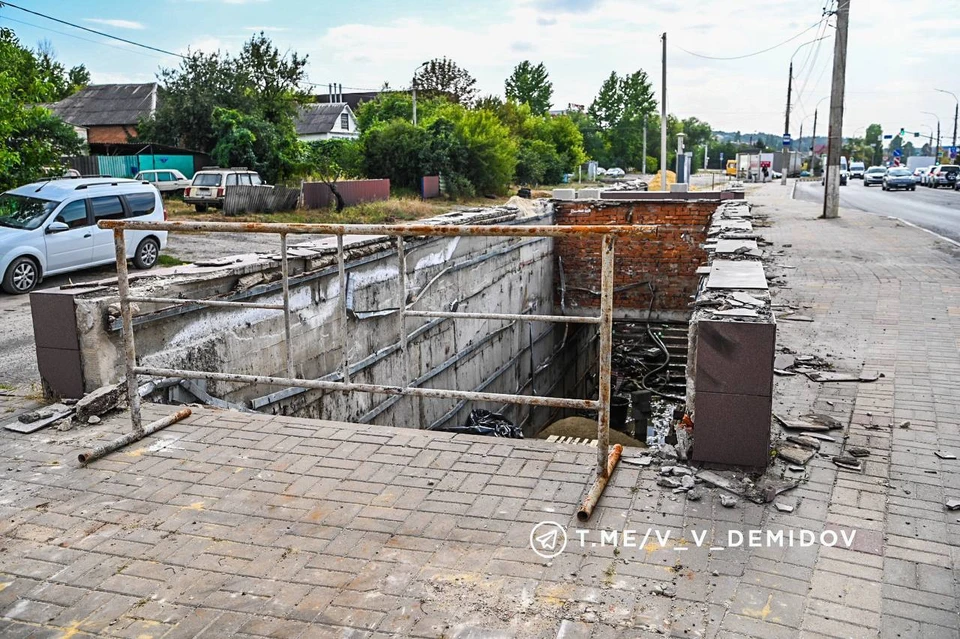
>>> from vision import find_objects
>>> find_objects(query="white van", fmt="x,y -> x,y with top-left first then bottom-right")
0,177 -> 168,294
849,161 -> 865,179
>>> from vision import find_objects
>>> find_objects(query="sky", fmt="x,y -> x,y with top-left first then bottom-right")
4,0 -> 960,145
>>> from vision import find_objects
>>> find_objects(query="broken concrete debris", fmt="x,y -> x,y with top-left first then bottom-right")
777,444 -> 815,466
620,455 -> 654,467
847,447 -> 870,458
935,451 -> 957,460
3,404 -> 74,434
833,455 -> 863,472
774,502 -> 795,513
74,381 -> 128,424
656,476 -> 681,489
719,494 -> 737,508
946,499 -> 960,511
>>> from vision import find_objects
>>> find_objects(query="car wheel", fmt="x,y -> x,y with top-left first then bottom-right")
195,204 -> 208,212
133,238 -> 160,270
2,256 -> 39,295
911,186 -> 916,191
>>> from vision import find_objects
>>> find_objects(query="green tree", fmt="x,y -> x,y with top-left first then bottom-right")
515,139 -> 563,185
588,72 -> 621,129
587,69 -> 657,169
504,61 -> 553,115
413,57 -> 477,106
355,91 -> 446,132
361,120 -> 433,190
864,123 -> 883,165
209,107 -> 301,184
441,106 -> 516,194
139,32 -> 308,158
0,28 -> 83,191
301,139 -> 363,211
32,40 -> 90,100
532,114 -> 586,172
888,134 -> 902,155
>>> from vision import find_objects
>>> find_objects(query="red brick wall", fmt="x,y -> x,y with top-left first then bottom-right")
87,125 -> 137,144
554,200 -> 714,312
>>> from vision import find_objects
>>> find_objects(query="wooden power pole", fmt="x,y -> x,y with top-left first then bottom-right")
781,62 -> 792,186
823,0 -> 850,219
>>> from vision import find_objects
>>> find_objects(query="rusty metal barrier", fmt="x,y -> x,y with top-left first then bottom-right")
97,219 -> 656,502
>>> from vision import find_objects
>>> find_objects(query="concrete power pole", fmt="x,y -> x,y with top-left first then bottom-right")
660,32 -> 668,192
823,0 -> 850,220
811,108 -> 818,175
781,61 -> 793,186
643,115 -> 647,175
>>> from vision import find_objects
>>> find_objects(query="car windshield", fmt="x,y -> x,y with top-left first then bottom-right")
0,193 -> 59,230
889,169 -> 911,177
193,173 -> 222,186
867,168 -> 884,174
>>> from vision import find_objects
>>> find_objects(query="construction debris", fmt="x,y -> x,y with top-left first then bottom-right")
621,455 -> 654,467
74,381 -> 128,424
775,502 -> 795,513
807,371 -> 881,383
833,455 -> 863,471
719,494 -> 737,508
935,451 -> 957,460
946,500 -> 960,511
4,404 -> 74,433
777,444 -> 815,466
440,409 -> 522,438
848,447 -> 870,458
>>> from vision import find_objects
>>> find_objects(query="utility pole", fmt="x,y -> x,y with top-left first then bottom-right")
781,61 -> 793,185
704,140 -> 709,171
811,108 -> 818,175
660,32 -> 668,192
823,0 -> 850,220
798,123 -> 804,169
935,89 -> 958,157
936,120 -> 941,160
642,115 -> 647,175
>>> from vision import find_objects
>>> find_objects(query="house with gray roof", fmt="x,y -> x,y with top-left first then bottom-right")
295,103 -> 359,142
47,83 -> 158,145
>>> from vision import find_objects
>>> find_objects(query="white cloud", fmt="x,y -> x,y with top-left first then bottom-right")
84,19 -> 145,30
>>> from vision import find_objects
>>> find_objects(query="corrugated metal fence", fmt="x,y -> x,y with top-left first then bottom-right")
421,175 -> 440,199
302,179 -> 390,209
224,185 -> 301,216
66,154 -> 198,179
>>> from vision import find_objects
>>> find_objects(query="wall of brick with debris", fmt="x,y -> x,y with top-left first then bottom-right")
552,199 -> 715,319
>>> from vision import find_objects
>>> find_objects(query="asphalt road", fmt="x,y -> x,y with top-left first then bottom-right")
794,179 -> 960,243
0,232 -> 275,388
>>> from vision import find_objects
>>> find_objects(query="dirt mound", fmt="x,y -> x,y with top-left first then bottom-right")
647,170 -> 677,191
537,416 -> 647,448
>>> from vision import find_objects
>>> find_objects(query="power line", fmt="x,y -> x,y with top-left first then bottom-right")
0,14 -> 167,60
0,1 -> 185,58
673,17 -> 827,61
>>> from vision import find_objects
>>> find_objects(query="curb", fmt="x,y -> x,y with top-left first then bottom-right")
886,217 -> 960,249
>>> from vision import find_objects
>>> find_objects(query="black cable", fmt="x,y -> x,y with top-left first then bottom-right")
673,17 -> 827,61
0,1 -> 185,58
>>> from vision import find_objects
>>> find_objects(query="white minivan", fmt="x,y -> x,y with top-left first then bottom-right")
0,177 -> 168,294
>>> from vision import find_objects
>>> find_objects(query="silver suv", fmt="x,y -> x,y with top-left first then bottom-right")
183,167 -> 265,212
0,177 -> 168,294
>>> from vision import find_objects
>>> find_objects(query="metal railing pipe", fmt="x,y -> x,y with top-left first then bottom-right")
113,229 -> 142,435
596,234 -> 616,476
133,365 -> 601,411
405,310 -> 601,324
99,219 -> 657,239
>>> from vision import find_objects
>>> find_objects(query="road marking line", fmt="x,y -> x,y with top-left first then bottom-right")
886,216 -> 960,249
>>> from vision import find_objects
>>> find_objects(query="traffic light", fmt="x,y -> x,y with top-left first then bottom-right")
899,128 -> 905,137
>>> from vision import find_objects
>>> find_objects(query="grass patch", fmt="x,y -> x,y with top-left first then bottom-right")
166,195 -> 512,225
158,255 -> 187,267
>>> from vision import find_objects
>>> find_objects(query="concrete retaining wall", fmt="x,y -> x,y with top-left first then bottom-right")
48,203 -> 593,434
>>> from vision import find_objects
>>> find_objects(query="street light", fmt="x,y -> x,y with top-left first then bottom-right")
935,88 -> 958,156
411,60 -> 429,126
921,111 -> 941,159
781,36 -> 830,185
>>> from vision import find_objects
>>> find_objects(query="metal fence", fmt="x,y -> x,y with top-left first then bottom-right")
224,185 -> 301,216
302,179 -> 390,209
421,176 -> 441,199
92,219 -> 657,519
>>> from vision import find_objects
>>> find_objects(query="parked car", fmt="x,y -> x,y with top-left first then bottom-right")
606,167 -> 625,178
882,167 -> 916,191
929,164 -> 960,188
0,177 -> 167,294
183,167 -> 265,212
863,166 -> 886,186
596,167 -> 607,176
849,161 -> 865,179
134,169 -> 191,195
821,172 -> 848,186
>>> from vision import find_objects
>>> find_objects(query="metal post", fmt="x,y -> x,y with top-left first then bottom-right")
397,236 -> 420,425
412,86 -> 417,126
811,109 -> 818,174
642,115 -> 647,175
337,234 -> 350,383
596,234 -> 615,477
280,233 -> 293,377
113,228 -> 142,435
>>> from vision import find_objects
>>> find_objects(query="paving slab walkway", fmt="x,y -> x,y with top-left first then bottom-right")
0,182 -> 957,638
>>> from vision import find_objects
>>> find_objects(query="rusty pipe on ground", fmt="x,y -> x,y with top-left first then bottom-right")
577,443 -> 624,522
77,408 -> 192,465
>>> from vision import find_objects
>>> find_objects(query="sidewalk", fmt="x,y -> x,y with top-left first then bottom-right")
0,184 -> 957,638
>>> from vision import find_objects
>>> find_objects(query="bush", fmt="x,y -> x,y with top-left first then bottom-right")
361,120 -> 433,190
516,139 -> 564,185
